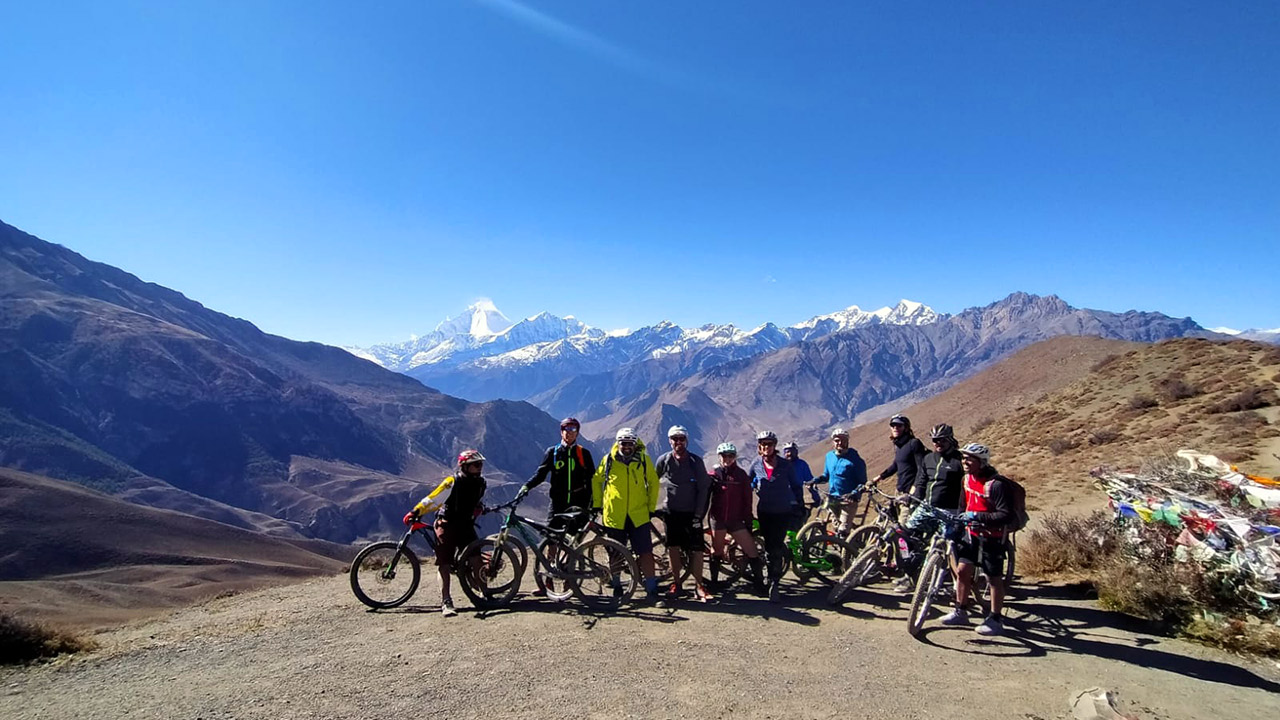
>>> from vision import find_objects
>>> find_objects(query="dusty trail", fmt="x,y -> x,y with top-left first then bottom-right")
3,573 -> 1277,720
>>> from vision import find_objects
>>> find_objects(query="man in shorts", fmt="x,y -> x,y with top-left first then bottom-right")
941,443 -> 1013,636
655,425 -> 712,601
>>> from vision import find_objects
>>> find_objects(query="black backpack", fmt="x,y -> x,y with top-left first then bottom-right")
998,475 -> 1029,532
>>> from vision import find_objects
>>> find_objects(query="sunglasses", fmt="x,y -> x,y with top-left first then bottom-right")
561,426 -> 579,432
758,442 -> 776,448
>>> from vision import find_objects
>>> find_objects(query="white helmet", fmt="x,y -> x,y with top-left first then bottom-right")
667,425 -> 689,439
615,427 -> 639,443
755,430 -> 778,444
830,427 -> 849,438
716,442 -> 737,455
959,442 -> 990,464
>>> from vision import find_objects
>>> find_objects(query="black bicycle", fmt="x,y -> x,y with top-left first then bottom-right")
349,515 -> 466,609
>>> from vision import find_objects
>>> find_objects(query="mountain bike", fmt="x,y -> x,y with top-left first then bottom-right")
791,487 -> 868,585
349,516 -> 471,609
827,488 -> 924,604
458,497 -> 640,611
904,505 -> 968,637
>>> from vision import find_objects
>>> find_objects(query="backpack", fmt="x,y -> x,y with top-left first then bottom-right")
998,475 -> 1029,531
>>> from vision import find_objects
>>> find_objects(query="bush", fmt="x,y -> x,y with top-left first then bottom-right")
1128,394 -> 1158,410
1020,511 -> 1121,576
1094,557 -> 1202,628
0,613 -> 95,665
1208,387 -> 1274,414
1183,615 -> 1280,658
1092,354 -> 1120,371
1047,437 -> 1078,455
1155,376 -> 1199,402
1089,428 -> 1120,446
969,416 -> 994,435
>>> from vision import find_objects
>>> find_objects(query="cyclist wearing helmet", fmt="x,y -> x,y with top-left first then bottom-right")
906,423 -> 965,532
941,442 -> 1013,636
748,430 -> 804,603
403,449 -> 488,617
872,414 -> 928,524
518,417 -> 595,597
519,417 -> 595,515
655,425 -> 712,601
782,441 -> 815,493
809,427 -> 868,534
708,442 -> 762,594
592,427 -> 663,604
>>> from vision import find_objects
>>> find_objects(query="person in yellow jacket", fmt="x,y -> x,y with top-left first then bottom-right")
592,427 -> 663,604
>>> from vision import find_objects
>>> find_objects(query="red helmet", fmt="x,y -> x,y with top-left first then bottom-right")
457,449 -> 486,467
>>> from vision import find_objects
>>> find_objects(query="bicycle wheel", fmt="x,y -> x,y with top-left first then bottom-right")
1004,534 -> 1017,587
795,520 -> 827,548
569,537 -> 640,611
489,533 -> 529,579
350,541 -> 420,609
844,524 -> 880,555
798,535 -> 856,586
907,551 -> 948,637
648,522 -> 674,583
456,538 -> 523,609
534,538 -> 576,602
827,543 -> 881,605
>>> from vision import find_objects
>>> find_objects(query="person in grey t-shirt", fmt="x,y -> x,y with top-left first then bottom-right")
654,425 -> 712,602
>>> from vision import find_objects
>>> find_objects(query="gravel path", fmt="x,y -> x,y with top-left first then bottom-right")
3,573 -> 1278,720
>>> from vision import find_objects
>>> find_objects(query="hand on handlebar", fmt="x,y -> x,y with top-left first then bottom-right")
402,511 -> 419,527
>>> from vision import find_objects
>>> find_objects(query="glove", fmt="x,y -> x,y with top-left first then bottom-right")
691,518 -> 703,532
962,511 -> 978,523
515,485 -> 530,502
896,494 -> 913,505
402,511 -> 418,526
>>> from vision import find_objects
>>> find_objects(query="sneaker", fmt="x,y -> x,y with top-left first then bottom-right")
441,599 -> 458,618
939,608 -> 968,626
694,584 -> 711,603
892,576 -> 915,593
665,583 -> 683,599
768,580 -> 781,604
976,616 -> 1004,636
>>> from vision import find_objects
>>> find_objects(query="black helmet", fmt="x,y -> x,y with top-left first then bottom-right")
889,414 -> 910,429
929,423 -> 955,441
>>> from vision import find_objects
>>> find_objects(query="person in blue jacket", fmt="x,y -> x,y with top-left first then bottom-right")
748,431 -> 804,603
809,427 -> 868,535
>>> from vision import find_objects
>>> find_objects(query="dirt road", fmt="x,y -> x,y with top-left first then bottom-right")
3,573 -> 1278,719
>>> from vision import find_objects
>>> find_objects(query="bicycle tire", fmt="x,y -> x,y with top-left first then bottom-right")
798,535 -> 856,586
649,523 -> 674,583
534,537 -> 576,602
907,551 -> 948,637
795,520 -> 827,548
456,538 -> 523,610
489,533 -> 529,579
569,537 -> 640,611
827,543 -> 881,605
350,541 -> 420,609
844,525 -> 879,555
725,538 -> 757,586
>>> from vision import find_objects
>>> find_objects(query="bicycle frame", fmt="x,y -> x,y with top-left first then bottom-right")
491,502 -> 613,583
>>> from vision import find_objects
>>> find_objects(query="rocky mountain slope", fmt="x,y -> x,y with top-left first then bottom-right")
571,293 -> 1209,454
0,220 -> 560,543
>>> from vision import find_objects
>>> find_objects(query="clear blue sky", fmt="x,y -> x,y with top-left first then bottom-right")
2,1 -> 1277,345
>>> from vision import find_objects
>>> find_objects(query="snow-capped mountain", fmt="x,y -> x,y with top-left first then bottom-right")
348,299 -> 945,402
1209,326 -> 1280,344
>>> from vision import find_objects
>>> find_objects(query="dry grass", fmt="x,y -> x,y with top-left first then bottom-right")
1020,511 -> 1119,575
0,612 -> 96,665
1207,387 -> 1274,414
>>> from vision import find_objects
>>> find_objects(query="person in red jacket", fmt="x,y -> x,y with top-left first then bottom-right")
940,443 -> 1013,636
707,442 -> 764,595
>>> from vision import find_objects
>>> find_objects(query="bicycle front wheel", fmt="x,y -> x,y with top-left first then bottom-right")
457,538 -> 523,610
569,537 -> 640,612
798,535 -> 856,586
907,551 -> 948,637
350,541 -> 420,609
534,537 -> 577,602
827,543 -> 881,605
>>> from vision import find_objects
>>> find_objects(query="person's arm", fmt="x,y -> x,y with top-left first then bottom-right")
693,456 -> 712,522
522,447 -> 555,492
912,454 -> 932,500
591,458 -> 606,510
970,478 -> 1012,527
911,440 -> 929,494
876,460 -> 897,483
408,476 -> 454,517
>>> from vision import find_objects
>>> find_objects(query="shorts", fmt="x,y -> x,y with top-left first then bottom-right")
433,516 -> 477,567
904,504 -> 943,536
602,517 -> 654,555
953,534 -> 1007,579
664,511 -> 704,552
710,516 -> 750,533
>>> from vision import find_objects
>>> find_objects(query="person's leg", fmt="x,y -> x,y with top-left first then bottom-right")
761,513 -> 788,602
976,537 -> 1007,634
730,528 -> 759,558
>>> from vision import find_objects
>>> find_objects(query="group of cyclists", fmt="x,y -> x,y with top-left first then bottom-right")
403,415 -> 1016,635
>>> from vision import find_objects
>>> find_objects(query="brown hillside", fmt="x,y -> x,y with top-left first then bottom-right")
972,338 -> 1280,511
0,468 -> 351,630
801,336 -> 1140,483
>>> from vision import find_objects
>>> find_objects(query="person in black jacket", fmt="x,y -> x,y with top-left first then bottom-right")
872,414 -> 928,523
654,425 -> 712,602
906,423 -> 966,535
517,417 -> 595,596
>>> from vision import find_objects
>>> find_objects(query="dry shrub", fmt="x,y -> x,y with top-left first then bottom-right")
1183,616 -> 1280,658
1155,376 -> 1199,402
1271,371 -> 1280,384
1092,354 -> 1120,372
1208,387 -> 1274,414
1089,428 -> 1120,446
1260,347 -> 1280,365
1047,437 -> 1078,455
1128,394 -> 1158,410
1020,511 -> 1120,576
0,613 -> 96,665
1094,557 -> 1205,628
969,416 -> 994,435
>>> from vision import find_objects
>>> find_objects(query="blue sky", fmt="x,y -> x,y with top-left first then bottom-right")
2,1 -> 1277,345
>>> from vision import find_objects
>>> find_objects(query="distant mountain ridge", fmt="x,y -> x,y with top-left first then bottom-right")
351,298 -> 943,402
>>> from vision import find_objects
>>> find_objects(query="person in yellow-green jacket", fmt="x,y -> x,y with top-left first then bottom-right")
592,427 -> 663,605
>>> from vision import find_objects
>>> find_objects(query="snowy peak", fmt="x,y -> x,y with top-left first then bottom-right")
883,299 -> 941,325
434,300 -> 513,339
791,299 -> 941,335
